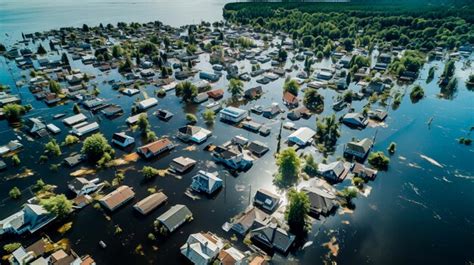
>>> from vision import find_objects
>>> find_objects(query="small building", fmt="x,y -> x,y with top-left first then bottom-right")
121,88 -> 140,96
101,105 -> 123,118
62,113 -> 87,126
241,120 -> 262,132
368,109 -> 388,121
46,123 -> 61,134
317,161 -> 350,182
71,122 -> 99,137
133,192 -> 168,215
301,186 -> 338,216
342,112 -> 368,128
191,170 -> 223,194
218,247 -> 246,265
247,141 -> 269,157
156,204 -> 192,233
251,223 -> 295,253
177,125 -> 212,144
212,143 -> 253,170
137,138 -> 174,159
344,138 -> 373,161
288,127 -> 316,146
231,206 -> 271,235
126,113 -> 143,125
170,156 -> 196,173
27,118 -> 46,136
112,132 -> 135,148
0,204 -> 56,235
180,232 -> 224,265
137,98 -> 158,111
155,109 -> 174,121
282,92 -> 298,108
193,92 -> 209,104
262,103 -> 282,119
254,189 -> 280,212
207,89 -> 224,100
99,185 -> 135,211
199,71 -> 221,82
351,162 -> 378,180
64,154 -> 84,167
244,86 -> 263,99
220,107 -> 248,123
68,177 -> 99,196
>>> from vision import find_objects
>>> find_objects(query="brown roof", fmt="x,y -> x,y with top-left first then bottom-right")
283,92 -> 298,104
80,255 -> 95,265
218,250 -> 236,265
100,185 -> 135,211
207,89 -> 224,99
138,138 -> 173,155
133,192 -> 168,215
25,238 -> 48,257
249,256 -> 267,265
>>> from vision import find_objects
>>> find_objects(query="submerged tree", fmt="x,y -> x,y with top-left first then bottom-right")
228,78 -> 244,97
409,85 -> 424,103
283,79 -> 299,96
303,88 -> 324,113
40,194 -> 73,219
286,188 -> 310,236
315,114 -> 340,152
176,81 -> 198,102
81,133 -> 114,163
275,148 -> 301,186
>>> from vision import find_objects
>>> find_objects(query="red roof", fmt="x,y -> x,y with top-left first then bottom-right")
207,89 -> 224,99
283,92 -> 298,104
138,138 -> 173,155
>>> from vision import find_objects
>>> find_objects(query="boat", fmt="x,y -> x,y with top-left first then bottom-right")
99,241 -> 107,248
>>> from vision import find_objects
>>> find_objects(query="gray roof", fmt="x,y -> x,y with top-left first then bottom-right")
157,204 -> 192,232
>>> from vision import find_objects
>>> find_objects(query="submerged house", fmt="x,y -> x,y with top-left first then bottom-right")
0,204 -> 56,235
231,206 -> 271,235
262,103 -> 283,119
99,185 -> 135,212
191,170 -> 223,194
288,127 -> 315,146
170,156 -> 197,173
112,132 -> 135,148
220,107 -> 248,123
180,232 -> 224,265
301,186 -> 338,216
156,204 -> 192,233
253,189 -> 280,212
212,142 -> 253,170
251,223 -> 295,254
68,177 -> 99,196
137,138 -> 174,158
317,161 -> 350,182
282,92 -> 298,108
244,86 -> 263,99
177,125 -> 212,144
133,192 -> 168,215
344,138 -> 373,161
342,113 -> 368,128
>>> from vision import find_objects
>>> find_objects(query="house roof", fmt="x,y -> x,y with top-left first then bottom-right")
68,177 -> 90,191
346,138 -> 373,154
283,91 -> 298,104
157,204 -> 192,231
134,192 -> 168,215
218,247 -> 245,265
207,89 -> 224,98
252,223 -> 295,252
99,185 -> 135,210
112,132 -> 132,143
138,138 -> 173,155
288,127 -> 316,144
254,189 -> 279,208
181,232 -> 223,265
302,186 -> 337,214
233,206 -> 270,232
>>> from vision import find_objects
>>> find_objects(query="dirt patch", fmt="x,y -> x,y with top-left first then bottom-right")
322,236 -> 339,257
124,152 -> 139,162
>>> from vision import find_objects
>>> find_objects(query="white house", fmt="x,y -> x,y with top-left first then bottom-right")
137,98 -> 158,111
68,177 -> 99,196
112,132 -> 135,148
180,232 -> 224,265
190,171 -> 223,194
219,107 -> 248,123
288,127 -> 316,146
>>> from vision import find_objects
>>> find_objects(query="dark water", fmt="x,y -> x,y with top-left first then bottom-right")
1,2 -> 474,265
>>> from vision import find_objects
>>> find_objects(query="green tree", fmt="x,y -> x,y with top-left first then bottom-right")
202,109 -> 216,124
9,187 -> 21,199
73,103 -> 81,114
303,88 -> 324,112
303,154 -> 318,177
81,133 -> 114,162
283,79 -> 299,96
275,148 -> 301,186
3,243 -> 21,253
112,45 -> 123,58
3,104 -> 26,123
40,194 -> 73,219
186,113 -> 197,124
142,166 -> 160,179
45,139 -> 61,156
228,79 -> 244,97
315,114 -> 340,151
137,113 -> 150,133
175,81 -> 198,102
409,85 -> 424,103
63,135 -> 79,146
49,80 -> 61,94
11,154 -> 21,166
368,151 -> 390,170
285,188 -> 310,235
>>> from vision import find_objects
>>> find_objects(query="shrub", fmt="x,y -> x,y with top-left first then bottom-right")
409,85 -> 424,103
142,166 -> 160,179
186,113 -> 197,124
368,151 -> 390,170
3,243 -> 21,253
9,187 -> 21,199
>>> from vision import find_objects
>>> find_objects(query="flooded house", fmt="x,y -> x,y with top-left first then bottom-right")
154,109 -> 174,121
67,177 -> 99,196
99,185 -> 135,212
180,232 -> 224,265
351,162 -> 378,180
247,141 -> 269,157
262,103 -> 283,119
0,203 -> 56,235
342,112 -> 368,128
253,189 -> 280,212
288,127 -> 316,146
111,132 -> 135,148
137,97 -> 158,111
217,247 -> 246,265
250,223 -> 295,254
177,125 -> 212,144
190,170 -> 223,194
133,192 -> 168,215
301,186 -> 338,216
62,113 -> 87,126
220,106 -> 248,123
282,92 -> 299,109
244,86 -> 263,100
155,204 -> 192,233
71,121 -> 99,137
231,206 -> 271,235
344,138 -> 373,161
26,117 -> 47,136
137,138 -> 174,158
170,156 -> 196,173
317,161 -> 350,182
212,142 -> 253,170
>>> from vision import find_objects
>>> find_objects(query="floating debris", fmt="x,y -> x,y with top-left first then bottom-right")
183,145 -> 197,151
322,236 -> 339,257
70,168 -> 96,177
235,184 -> 246,192
341,220 -> 350,225
398,156 -> 407,161
302,241 -> 313,249
398,195 -> 428,209
407,182 -> 421,196
420,154 -> 443,168
408,162 -> 422,169
123,152 -> 139,162
338,207 -> 354,215
184,189 -> 200,200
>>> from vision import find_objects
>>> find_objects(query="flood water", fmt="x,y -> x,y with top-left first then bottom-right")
0,1 -> 474,265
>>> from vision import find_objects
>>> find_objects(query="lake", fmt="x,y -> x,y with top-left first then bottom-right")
0,1 -> 473,265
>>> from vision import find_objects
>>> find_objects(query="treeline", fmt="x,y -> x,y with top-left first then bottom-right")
223,2 -> 474,51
